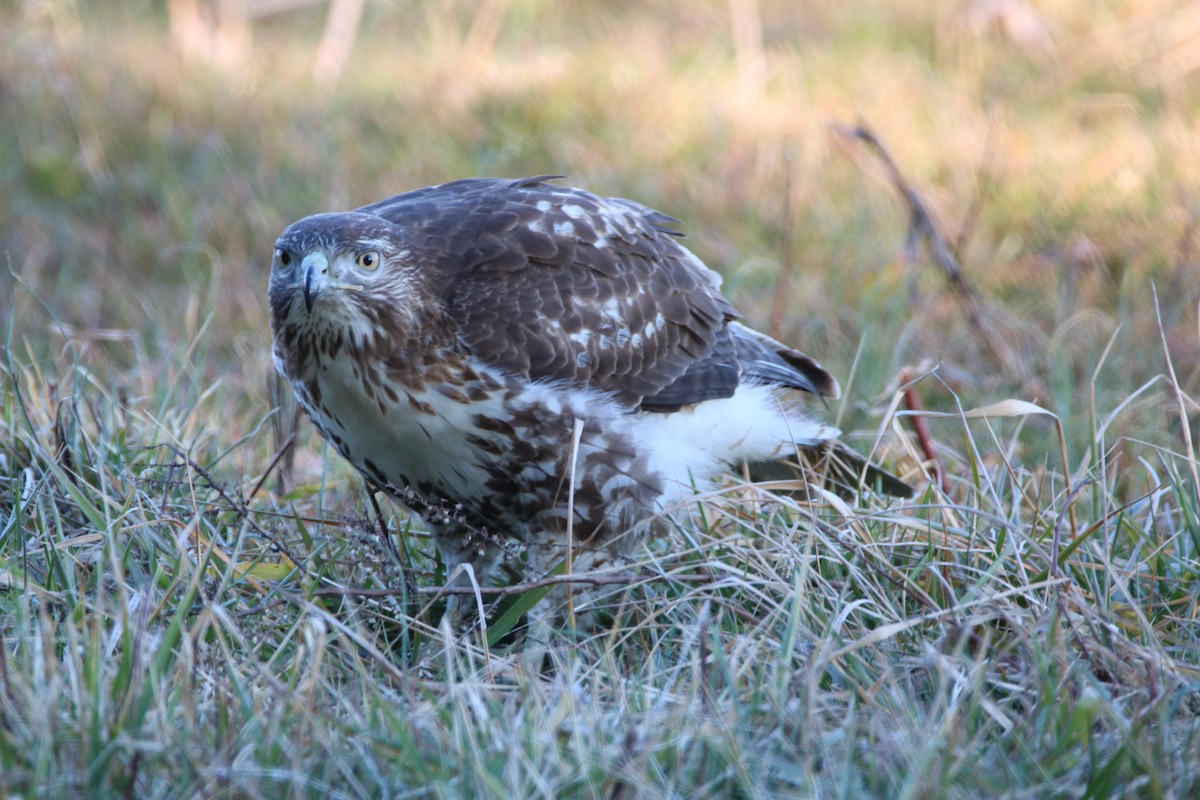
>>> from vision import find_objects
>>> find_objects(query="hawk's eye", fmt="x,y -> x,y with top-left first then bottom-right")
356,250 -> 381,271
275,248 -> 292,267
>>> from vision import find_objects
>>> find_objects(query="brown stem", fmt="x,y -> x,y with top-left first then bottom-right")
899,373 -> 950,494
835,122 -> 1044,399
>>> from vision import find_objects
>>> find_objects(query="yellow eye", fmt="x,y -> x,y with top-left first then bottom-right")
356,250 -> 381,271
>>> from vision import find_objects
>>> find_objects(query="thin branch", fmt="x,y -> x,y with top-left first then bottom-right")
365,481 -> 417,602
246,430 -> 295,502
899,368 -> 951,494
835,122 -> 1044,399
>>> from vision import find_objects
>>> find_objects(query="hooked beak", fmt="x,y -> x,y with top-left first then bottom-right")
301,252 -> 328,314
296,251 -> 363,314
303,268 -> 316,313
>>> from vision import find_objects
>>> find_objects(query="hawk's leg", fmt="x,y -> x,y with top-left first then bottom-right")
432,522 -> 504,629
522,539 -> 631,650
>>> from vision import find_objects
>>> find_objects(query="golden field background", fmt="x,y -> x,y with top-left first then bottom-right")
7,0 -> 1200,431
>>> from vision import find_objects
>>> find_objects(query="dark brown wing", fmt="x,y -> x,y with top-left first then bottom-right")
358,177 -> 834,410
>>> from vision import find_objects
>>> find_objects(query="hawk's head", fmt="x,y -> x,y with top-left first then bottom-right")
269,212 -> 426,354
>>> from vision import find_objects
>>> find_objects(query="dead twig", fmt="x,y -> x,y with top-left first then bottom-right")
899,367 -> 951,494
246,431 -> 295,503
366,481 -> 417,602
834,122 -> 1044,399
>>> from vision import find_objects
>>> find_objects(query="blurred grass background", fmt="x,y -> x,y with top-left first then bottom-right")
4,0 -> 1200,796
6,0 -> 1199,449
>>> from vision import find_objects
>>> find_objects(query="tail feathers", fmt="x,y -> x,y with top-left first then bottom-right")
749,441 -> 914,499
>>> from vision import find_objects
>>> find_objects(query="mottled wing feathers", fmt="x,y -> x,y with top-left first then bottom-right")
357,177 -> 834,410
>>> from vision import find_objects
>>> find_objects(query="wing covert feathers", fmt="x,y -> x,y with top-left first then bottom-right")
356,177 -> 840,410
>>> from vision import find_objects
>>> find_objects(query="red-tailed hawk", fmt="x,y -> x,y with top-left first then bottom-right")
268,177 -> 911,624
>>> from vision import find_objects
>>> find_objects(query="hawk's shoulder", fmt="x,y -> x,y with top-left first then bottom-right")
358,177 -> 834,409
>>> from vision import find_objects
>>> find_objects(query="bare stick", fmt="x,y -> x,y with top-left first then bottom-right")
835,122 -> 1043,398
246,430 -> 295,502
899,368 -> 950,494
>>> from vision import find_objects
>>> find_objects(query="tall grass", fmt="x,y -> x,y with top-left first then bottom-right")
3,0 -> 1200,796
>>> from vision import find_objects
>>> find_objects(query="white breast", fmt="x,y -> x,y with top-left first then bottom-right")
297,356 -> 504,500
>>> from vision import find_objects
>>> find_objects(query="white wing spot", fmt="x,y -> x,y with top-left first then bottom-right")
553,220 -> 575,237
595,208 -> 632,238
536,200 -> 552,212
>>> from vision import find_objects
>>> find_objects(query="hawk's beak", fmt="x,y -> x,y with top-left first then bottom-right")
303,268 -> 316,313
301,252 -> 328,314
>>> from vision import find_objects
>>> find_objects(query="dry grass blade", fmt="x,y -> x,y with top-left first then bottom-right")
1154,284 -> 1200,507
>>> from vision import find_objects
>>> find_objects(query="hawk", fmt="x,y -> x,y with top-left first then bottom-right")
268,177 -> 911,621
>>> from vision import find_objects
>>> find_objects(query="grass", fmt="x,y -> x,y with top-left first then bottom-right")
3,0 -> 1200,796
